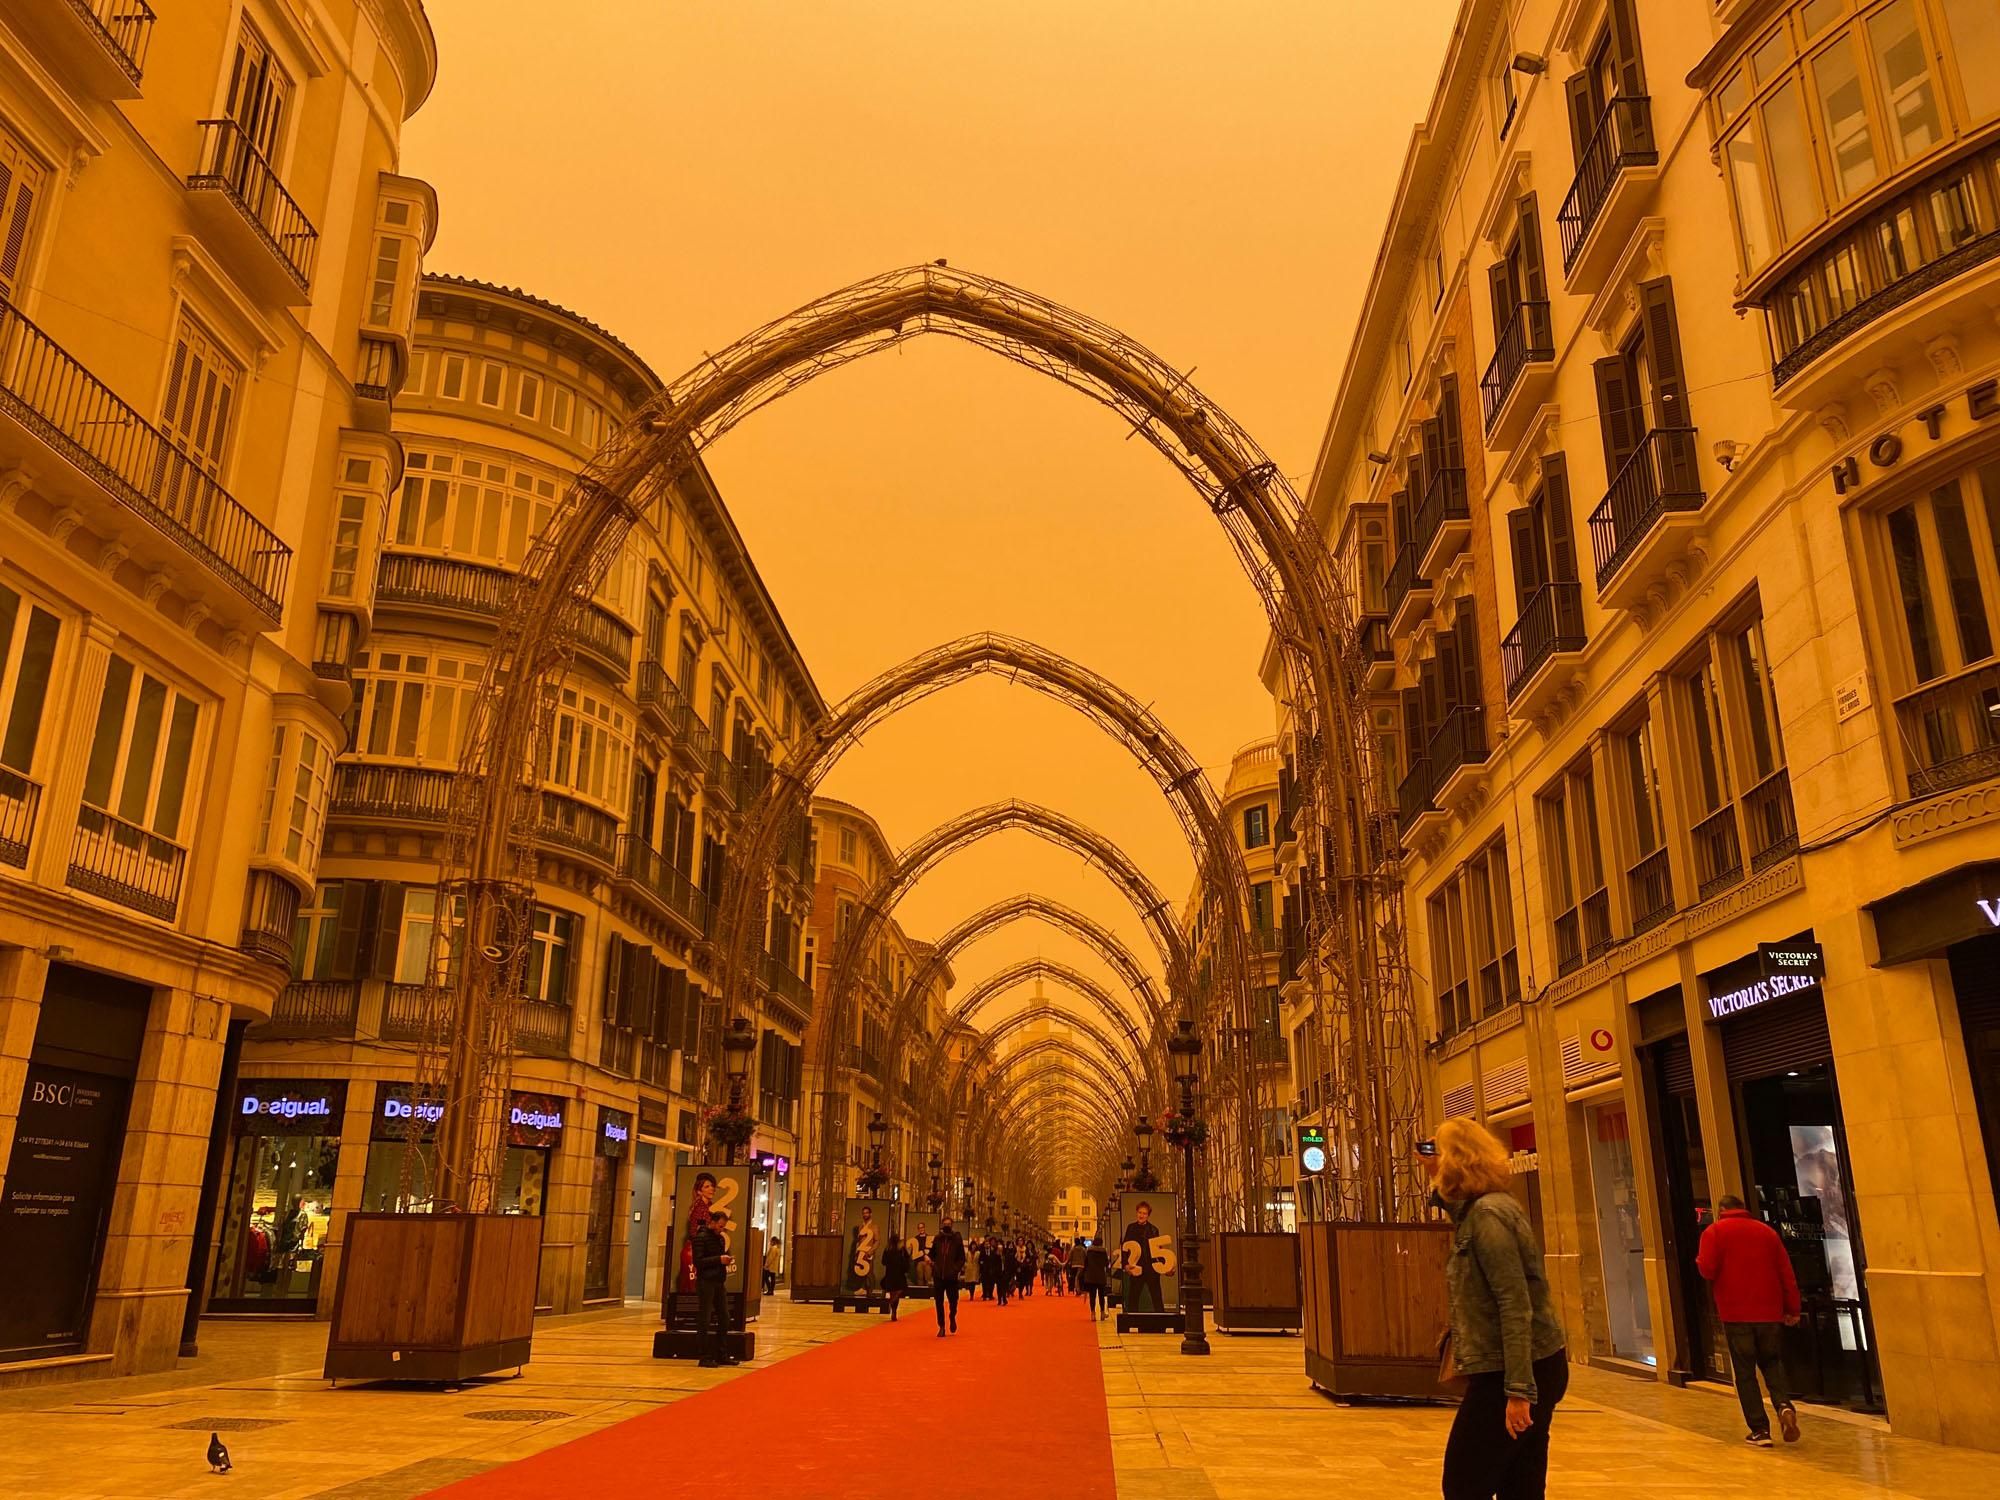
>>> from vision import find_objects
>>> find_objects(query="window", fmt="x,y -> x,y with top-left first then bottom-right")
1426,238 -> 1445,309
1492,38 -> 1519,138
1882,461 -> 2000,685
1938,0 -> 2000,122
224,20 -> 290,162
291,882 -> 344,980
367,236 -> 403,327
478,361 -> 505,408
1488,196 -> 1550,358
1427,882 -> 1470,1039
405,349 -> 428,396
1243,804 -> 1270,848
548,684 -> 632,811
525,908 -> 575,1005
348,647 -> 483,763
1250,880 -> 1273,932
395,888 -> 439,985
258,723 -> 331,869
1508,455 -> 1579,613
516,370 -> 542,421
0,580 -> 59,779
579,400 -> 604,448
438,354 -> 466,400
1539,761 -> 1610,975
1615,708 -> 1673,929
1465,838 -> 1520,1015
550,385 -> 574,433
1677,642 -> 1748,898
325,457 -> 374,599
0,124 -> 47,304
81,654 -> 200,841
161,313 -> 242,482
1593,278 -> 1695,498
1396,325 -> 1413,391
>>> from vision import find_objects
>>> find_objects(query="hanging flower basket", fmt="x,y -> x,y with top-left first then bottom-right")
703,1106 -> 756,1151
1163,1116 -> 1208,1149
856,1164 -> 891,1195
1130,1167 -> 1161,1191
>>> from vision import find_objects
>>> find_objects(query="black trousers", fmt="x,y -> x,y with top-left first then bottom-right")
1441,1349 -> 1568,1500
980,1277 -> 995,1300
1725,1322 -> 1792,1433
696,1279 -> 729,1363
934,1277 -> 961,1330
1086,1284 -> 1107,1316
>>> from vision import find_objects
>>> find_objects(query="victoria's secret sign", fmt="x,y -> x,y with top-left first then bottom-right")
1704,940 -> 1825,1023
1830,380 -> 2000,496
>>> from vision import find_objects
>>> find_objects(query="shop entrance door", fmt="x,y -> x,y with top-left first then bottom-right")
627,1144 -> 655,1300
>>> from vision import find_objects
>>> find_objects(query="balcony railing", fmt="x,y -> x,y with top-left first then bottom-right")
1356,612 -> 1390,672
256,979 -> 360,1040
616,833 -> 709,932
539,790 -> 619,866
515,1001 -> 571,1059
1386,541 -> 1430,621
67,805 -> 185,921
312,609 -> 360,686
1502,581 -> 1586,698
0,768 -> 41,869
355,334 -> 397,402
187,119 -> 319,291
69,1 -> 156,85
1692,802 -> 1744,902
1558,95 -> 1656,273
637,657 -> 692,725
1428,703 -> 1486,787
332,761 -> 453,822
1412,465 -> 1469,564
239,867 -> 300,968
0,297 -> 290,618
1397,754 -> 1435,835
601,1023 -> 636,1076
1895,660 -> 2000,799
376,551 -> 513,615
1743,767 -> 1798,873
571,601 -> 635,679
1587,427 -> 1704,589
762,951 -> 814,1014
1628,846 -> 1674,934
1765,142 -> 2000,387
1480,300 -> 1555,430
382,982 -> 429,1042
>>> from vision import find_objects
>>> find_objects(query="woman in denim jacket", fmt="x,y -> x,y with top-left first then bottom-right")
1428,1117 -> 1569,1499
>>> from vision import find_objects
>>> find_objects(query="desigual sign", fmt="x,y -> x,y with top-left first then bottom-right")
232,1081 -> 345,1133
506,1091 -> 567,1148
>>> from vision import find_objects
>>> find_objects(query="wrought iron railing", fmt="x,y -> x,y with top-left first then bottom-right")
1397,754 -> 1435,834
1356,612 -> 1390,672
312,609 -> 360,685
1894,659 -> 2000,799
1502,581 -> 1586,697
1478,948 -> 1522,1015
239,867 -> 300,968
1692,803 -> 1744,902
1766,142 -> 2000,387
382,982 -> 428,1042
1743,767 -> 1798,872
355,334 -> 397,402
515,1001 -> 571,1059
0,297 -> 290,617
256,979 -> 360,1040
637,657 -> 691,722
332,761 -> 453,822
1387,541 -> 1429,620
1481,299 -> 1555,429
188,118 -> 319,290
539,789 -> 619,865
1628,846 -> 1674,934
616,833 -> 709,931
68,0 -> 156,84
1558,95 -> 1656,272
762,951 -> 814,1014
1587,426 -> 1704,588
1428,703 -> 1486,787
0,768 -> 41,869
67,804 -> 186,921
571,601 -> 635,679
376,551 -> 513,614
1413,464 -> 1469,563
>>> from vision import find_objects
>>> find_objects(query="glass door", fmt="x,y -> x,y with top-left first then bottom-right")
1586,1101 -> 1656,1365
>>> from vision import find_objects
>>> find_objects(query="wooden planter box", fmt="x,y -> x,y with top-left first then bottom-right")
1300,1220 -> 1453,1398
325,1213 -> 542,1384
1210,1231 -> 1301,1332
786,1233 -> 843,1302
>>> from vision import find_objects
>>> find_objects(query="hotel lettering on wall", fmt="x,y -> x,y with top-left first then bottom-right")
1704,941 -> 1826,1022
1829,379 -> 2000,496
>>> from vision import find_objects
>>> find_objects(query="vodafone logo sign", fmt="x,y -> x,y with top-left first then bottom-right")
1588,1028 -> 1614,1054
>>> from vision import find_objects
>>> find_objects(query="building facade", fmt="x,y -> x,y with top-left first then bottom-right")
224,273 -> 823,1319
0,0 -> 435,1379
1280,0 -> 2000,1449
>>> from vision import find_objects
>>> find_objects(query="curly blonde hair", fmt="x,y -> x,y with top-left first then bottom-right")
1435,1116 -> 1512,1200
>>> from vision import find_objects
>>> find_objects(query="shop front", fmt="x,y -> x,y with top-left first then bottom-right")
500,1090 -> 565,1217
751,1142 -> 792,1276
1583,1093 -> 1656,1369
627,1096 -> 671,1300
209,1079 -> 347,1312
1634,984 -> 1723,1384
1699,933 -> 1881,1412
1499,1119 -> 1544,1248
585,1107 -> 631,1301
362,1082 -> 442,1212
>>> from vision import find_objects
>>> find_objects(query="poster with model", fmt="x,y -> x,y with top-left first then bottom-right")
903,1210 -> 940,1287
840,1198 -> 893,1296
1116,1190 -> 1179,1315
670,1163 -> 752,1296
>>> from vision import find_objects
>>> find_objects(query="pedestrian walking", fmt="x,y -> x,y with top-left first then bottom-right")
979,1239 -> 1000,1302
692,1207 -> 736,1369
1697,1193 -> 1803,1447
881,1232 -> 911,1322
1426,1118 -> 1568,1500
930,1217 -> 966,1337
1080,1236 -> 1111,1320
763,1235 -> 783,1296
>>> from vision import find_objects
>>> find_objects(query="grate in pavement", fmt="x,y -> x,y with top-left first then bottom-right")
166,1417 -> 291,1432
464,1408 -> 572,1422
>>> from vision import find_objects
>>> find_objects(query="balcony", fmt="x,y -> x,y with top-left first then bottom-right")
1895,660 -> 2000,799
1586,427 -> 1705,611
1762,142 -> 2000,405
1692,803 -> 1744,903
1558,95 -> 1658,290
761,952 -> 814,1016
1553,888 -> 1613,976
1396,754 -> 1435,840
1502,581 -> 1587,721
515,1001 -> 572,1059
1743,768 -> 1798,873
636,657 -> 691,735
255,979 -> 361,1041
0,768 -> 41,869
312,609 -> 360,688
539,789 -> 619,868
706,748 -> 740,810
332,762 -> 453,824
66,805 -> 185,922
354,334 -> 398,430
1628,846 -> 1674,935
570,601 -> 635,681
1386,541 -> 1432,638
673,704 -> 716,773
185,120 -> 319,303
7,1 -> 153,100
1428,702 -> 1488,805
1481,300 -> 1555,448
1414,464 -> 1470,578
1358,612 -> 1394,691
376,551 -> 513,617
381,982 -> 428,1043
616,833 -> 710,936
239,867 -> 300,969
0,298 -> 290,621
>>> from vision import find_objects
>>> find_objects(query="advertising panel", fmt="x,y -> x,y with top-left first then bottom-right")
1116,1189 -> 1179,1316
670,1163 -> 752,1296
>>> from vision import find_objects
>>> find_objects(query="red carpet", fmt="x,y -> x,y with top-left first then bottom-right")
424,1289 -> 1117,1498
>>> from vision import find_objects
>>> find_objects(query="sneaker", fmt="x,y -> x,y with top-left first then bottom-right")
936,1329 -> 945,1339
698,1359 -> 718,1369
1778,1406 -> 1801,1444
1746,1431 -> 1774,1448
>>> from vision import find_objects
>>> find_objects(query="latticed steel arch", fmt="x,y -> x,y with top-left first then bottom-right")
426,263 -> 1419,1222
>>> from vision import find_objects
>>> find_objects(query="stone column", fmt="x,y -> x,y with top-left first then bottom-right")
0,945 -> 52,1202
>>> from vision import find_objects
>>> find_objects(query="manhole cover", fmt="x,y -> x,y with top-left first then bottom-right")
465,1409 -> 571,1423
166,1418 -> 290,1432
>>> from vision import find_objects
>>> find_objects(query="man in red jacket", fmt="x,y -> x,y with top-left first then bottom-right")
1697,1195 -> 1802,1446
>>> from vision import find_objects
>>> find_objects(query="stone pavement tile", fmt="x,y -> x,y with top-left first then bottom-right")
302,1459 -> 497,1499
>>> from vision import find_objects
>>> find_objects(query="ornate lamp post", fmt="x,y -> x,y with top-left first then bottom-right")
719,1017 -> 758,1165
985,1189 -> 995,1236
1131,1117 -> 1159,1191
1167,1016 -> 1210,1356
927,1150 -> 944,1210
863,1110 -> 888,1196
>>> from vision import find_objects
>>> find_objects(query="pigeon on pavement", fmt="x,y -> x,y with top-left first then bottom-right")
207,1433 -> 232,1474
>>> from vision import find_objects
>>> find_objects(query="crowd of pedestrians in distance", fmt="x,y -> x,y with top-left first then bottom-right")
860,1218 -> 1117,1337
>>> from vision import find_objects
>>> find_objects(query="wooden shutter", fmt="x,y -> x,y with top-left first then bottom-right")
1419,658 -> 1445,737
1436,629 -> 1462,713
1593,355 -> 1644,482
1420,418 -> 1444,487
1607,0 -> 1652,118
603,934 -> 626,1024
1401,688 -> 1425,767
1543,455 -> 1579,584
370,882 -> 404,979
1438,377 -> 1464,470
162,315 -> 241,478
1509,509 -> 1543,613
1488,261 -> 1515,342
1564,72 -> 1596,166
1639,277 -> 1689,428
0,128 -> 45,304
1516,196 -> 1548,304
330,880 -> 369,980
1454,601 -> 1482,708
1390,489 -> 1411,551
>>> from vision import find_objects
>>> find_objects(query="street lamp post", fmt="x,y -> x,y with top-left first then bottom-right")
927,1150 -> 944,1210
1167,1017 -> 1210,1356
721,1017 -> 757,1166
865,1111 -> 887,1196
1132,1117 -> 1158,1191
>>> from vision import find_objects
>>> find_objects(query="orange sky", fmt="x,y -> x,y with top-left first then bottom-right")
403,0 -> 1457,1039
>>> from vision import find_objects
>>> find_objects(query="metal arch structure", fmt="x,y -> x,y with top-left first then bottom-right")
938,1001 -> 1145,1130
944,1023 -> 1142,1204
425,263 -> 1420,1224
800,798 -> 1190,1226
974,1065 -> 1128,1207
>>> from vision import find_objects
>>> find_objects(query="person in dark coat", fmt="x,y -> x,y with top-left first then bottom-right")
1080,1236 -> 1111,1319
930,1217 -> 967,1336
880,1232 -> 912,1322
692,1208 -> 735,1368
978,1239 -> 1000,1301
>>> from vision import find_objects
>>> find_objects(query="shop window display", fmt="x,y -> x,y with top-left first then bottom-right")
210,1082 -> 345,1311
1585,1101 -> 1656,1365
